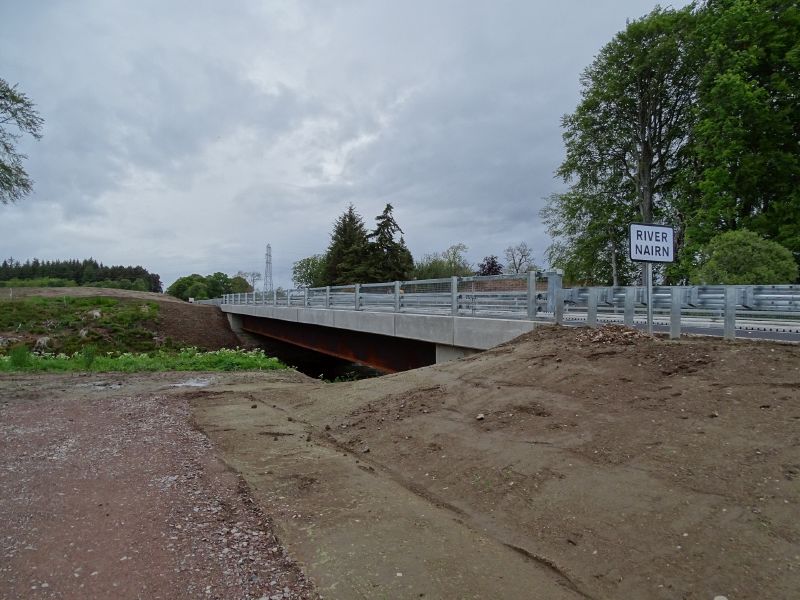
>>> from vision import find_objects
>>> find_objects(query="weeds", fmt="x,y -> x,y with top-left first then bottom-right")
0,347 -> 285,373
8,345 -> 31,369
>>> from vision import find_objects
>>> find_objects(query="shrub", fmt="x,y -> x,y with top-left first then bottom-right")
691,230 -> 798,284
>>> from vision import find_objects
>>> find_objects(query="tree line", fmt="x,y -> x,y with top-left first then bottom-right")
0,257 -> 162,292
166,272 -> 256,301
544,0 -> 799,285
292,204 -> 538,288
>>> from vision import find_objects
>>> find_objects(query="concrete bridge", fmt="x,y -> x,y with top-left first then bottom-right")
222,303 -> 534,372
215,274 -> 800,372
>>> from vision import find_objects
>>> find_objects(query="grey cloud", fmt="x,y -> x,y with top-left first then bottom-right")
1,0 -> 690,287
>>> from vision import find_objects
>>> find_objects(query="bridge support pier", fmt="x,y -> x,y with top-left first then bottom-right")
226,313 -> 243,334
435,344 -> 478,364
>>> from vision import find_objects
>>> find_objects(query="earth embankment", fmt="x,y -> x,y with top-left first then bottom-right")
192,325 -> 800,600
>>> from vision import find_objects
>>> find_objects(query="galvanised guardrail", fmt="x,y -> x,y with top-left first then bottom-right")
219,273 -> 546,319
210,273 -> 800,339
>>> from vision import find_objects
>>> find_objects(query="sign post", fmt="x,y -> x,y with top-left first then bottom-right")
629,223 -> 675,334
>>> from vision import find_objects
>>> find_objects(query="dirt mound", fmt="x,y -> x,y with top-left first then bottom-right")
156,302 -> 242,350
197,325 -> 800,599
2,287 -> 242,351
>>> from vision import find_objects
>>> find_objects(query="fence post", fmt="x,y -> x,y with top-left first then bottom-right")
325,286 -> 331,309
724,286 -> 736,340
303,288 -> 308,308
394,281 -> 401,312
624,287 -> 635,326
547,271 -> 563,313
527,271 -> 536,320
273,289 -> 277,306
587,288 -> 598,327
354,284 -> 361,311
451,277 -> 458,316
554,288 -> 564,325
670,287 -> 681,339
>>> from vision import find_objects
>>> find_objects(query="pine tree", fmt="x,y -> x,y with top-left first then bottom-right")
366,203 -> 414,282
323,205 -> 371,285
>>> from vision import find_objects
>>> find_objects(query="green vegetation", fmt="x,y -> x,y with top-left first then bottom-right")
293,205 -> 538,287
0,294 -> 287,373
412,243 -> 473,279
295,203 -> 415,287
1,77 -> 43,205
166,272 -> 251,301
292,254 -> 327,288
691,230 -> 799,285
0,296 -> 162,355
0,347 -> 285,373
544,1 -> 800,284
0,258 -> 162,292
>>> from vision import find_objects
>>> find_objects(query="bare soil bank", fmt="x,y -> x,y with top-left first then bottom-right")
191,325 -> 800,599
2,324 -> 798,599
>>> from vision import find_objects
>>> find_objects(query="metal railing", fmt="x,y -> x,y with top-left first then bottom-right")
219,273 -> 549,319
214,274 -> 800,339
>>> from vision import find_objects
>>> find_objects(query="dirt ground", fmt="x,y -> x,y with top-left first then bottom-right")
0,371 -> 318,600
191,326 -> 800,600
2,324 -> 799,599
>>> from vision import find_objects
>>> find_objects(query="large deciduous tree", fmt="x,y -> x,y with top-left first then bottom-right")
546,6 -> 698,284
292,254 -> 327,288
503,242 -> 536,274
1,78 -> 44,205
412,243 -> 473,279
689,0 -> 800,267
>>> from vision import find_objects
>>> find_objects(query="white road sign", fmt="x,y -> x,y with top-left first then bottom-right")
629,223 -> 675,263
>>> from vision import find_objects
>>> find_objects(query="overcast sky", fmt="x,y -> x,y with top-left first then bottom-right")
1,1 -> 688,288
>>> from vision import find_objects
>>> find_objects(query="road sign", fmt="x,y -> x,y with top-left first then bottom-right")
629,223 -> 675,336
629,223 -> 675,263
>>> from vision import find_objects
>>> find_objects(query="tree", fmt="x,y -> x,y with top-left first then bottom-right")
476,255 -> 503,276
167,274 -> 208,301
229,275 -> 252,293
560,6 -> 697,224
236,270 -> 262,290
412,243 -> 473,279
204,272 -> 231,297
688,0 -> 800,268
690,230 -> 798,285
323,205 -> 371,285
542,189 -> 639,285
550,7 -> 699,283
365,203 -> 414,282
503,242 -> 536,274
1,78 -> 44,205
292,254 -> 327,288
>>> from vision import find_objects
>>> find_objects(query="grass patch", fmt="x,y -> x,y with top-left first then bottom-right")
0,347 -> 286,373
0,296 -> 162,354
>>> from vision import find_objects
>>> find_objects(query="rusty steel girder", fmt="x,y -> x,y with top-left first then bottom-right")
240,315 -> 436,373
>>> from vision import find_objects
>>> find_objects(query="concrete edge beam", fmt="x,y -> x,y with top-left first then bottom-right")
332,310 -> 395,336
395,313 -> 454,345
453,317 -> 534,349
297,308 -> 336,327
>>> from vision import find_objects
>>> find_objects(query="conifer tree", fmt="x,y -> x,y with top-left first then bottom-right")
366,203 -> 414,282
323,205 -> 371,285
